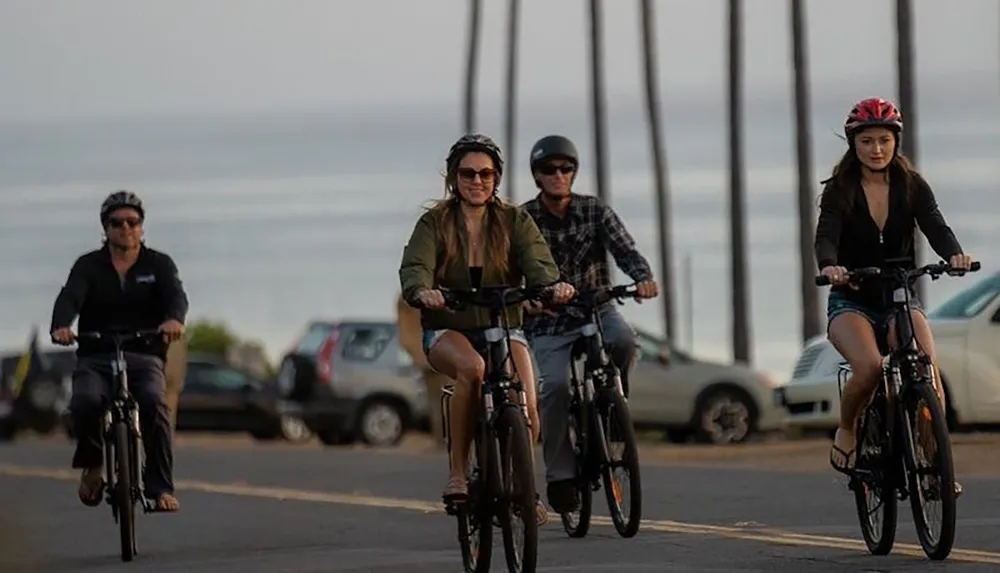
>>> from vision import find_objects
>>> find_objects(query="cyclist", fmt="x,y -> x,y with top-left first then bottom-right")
399,133 -> 576,526
520,135 -> 659,515
816,97 -> 973,497
50,190 -> 188,512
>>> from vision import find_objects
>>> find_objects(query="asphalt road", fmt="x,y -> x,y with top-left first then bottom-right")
2,437 -> 999,572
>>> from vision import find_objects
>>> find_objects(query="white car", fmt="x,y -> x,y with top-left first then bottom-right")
776,270 -> 1000,433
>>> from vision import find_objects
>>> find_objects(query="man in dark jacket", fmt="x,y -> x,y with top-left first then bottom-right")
50,191 -> 188,513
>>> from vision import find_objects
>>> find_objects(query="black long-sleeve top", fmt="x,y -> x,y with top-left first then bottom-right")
50,244 -> 189,361
814,173 -> 963,310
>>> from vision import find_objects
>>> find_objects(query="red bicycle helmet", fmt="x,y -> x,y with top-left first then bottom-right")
844,97 -> 903,140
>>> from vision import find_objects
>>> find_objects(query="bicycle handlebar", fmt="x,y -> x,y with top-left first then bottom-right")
565,283 -> 640,309
814,261 -> 981,287
76,329 -> 164,341
410,284 -> 557,312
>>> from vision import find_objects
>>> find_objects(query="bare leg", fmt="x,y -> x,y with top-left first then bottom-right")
828,312 -> 883,472
427,331 -> 485,498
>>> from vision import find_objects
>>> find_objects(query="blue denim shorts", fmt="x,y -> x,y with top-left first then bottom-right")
422,328 -> 529,358
826,291 -> 925,332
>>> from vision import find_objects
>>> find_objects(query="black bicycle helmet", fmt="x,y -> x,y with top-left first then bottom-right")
445,133 -> 505,178
100,190 -> 145,225
529,135 -> 579,170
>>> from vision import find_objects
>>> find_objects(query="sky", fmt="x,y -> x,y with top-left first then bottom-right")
1,0 -> 997,123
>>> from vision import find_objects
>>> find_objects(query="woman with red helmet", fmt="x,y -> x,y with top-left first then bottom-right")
815,97 -> 975,493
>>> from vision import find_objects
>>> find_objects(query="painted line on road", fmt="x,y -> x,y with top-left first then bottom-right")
3,463 -> 999,565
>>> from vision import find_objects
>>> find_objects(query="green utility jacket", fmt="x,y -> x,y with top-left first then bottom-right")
399,200 -> 559,332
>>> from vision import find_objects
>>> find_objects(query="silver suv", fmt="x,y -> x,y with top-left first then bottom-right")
276,320 -> 429,447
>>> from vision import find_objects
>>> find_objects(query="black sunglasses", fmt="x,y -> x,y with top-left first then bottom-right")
107,217 -> 142,229
537,164 -> 575,176
457,167 -> 497,181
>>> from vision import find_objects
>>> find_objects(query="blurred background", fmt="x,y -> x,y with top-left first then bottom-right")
1,0 -> 998,448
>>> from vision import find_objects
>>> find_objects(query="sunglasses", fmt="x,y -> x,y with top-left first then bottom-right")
457,167 -> 497,182
107,217 -> 142,229
537,164 -> 575,176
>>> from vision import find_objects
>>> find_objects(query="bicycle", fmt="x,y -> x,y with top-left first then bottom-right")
74,329 -> 164,563
420,284 -> 553,573
815,259 -> 980,561
557,283 -> 642,539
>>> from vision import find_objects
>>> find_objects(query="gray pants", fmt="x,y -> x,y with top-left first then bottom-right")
529,305 -> 636,483
70,353 -> 174,496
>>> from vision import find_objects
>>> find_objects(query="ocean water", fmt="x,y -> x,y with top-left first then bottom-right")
1,86 -> 997,379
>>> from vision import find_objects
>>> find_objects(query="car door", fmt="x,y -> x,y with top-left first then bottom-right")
627,333 -> 690,425
967,284 -> 1000,421
179,361 -> 252,431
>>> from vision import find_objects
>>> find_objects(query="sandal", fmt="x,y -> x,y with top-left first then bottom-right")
442,476 -> 468,502
154,492 -> 180,512
534,494 -> 548,526
829,444 -> 856,476
77,469 -> 105,507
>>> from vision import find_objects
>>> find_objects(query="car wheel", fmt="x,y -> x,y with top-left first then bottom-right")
358,400 -> 405,447
279,414 -> 313,443
695,389 -> 756,444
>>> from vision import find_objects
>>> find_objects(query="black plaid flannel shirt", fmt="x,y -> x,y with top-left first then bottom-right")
520,193 -> 654,337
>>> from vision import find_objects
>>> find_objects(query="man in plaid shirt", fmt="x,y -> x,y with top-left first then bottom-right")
520,135 -> 659,515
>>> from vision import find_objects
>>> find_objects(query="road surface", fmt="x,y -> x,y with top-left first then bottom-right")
1,435 -> 999,572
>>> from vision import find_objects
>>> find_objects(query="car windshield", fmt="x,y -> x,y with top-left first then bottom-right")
926,272 -> 1000,320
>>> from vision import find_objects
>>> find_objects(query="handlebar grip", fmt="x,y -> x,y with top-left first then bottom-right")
970,261 -> 981,272
814,275 -> 831,286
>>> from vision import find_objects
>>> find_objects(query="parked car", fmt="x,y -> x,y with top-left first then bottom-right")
777,270 -> 1000,433
276,320 -> 429,447
60,353 -> 309,442
625,328 -> 787,444
176,354 -> 311,442
0,347 -> 75,441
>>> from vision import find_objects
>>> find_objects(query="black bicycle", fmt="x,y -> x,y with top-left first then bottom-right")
816,260 -> 980,561
558,283 -> 642,539
422,284 -> 553,573
74,329 -> 163,563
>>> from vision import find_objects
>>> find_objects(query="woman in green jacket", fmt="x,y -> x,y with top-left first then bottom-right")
399,133 -> 575,521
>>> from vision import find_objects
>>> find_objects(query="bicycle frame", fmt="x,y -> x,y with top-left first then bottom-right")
436,285 -> 548,502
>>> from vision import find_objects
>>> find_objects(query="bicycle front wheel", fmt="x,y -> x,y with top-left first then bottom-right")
496,406 -> 538,573
905,382 -> 957,561
852,400 -> 897,555
458,428 -> 492,573
114,421 -> 136,562
600,390 -> 641,538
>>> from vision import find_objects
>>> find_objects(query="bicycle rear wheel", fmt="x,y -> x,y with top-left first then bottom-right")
560,391 -> 592,538
114,421 -> 136,562
497,407 -> 538,573
905,382 -> 956,561
851,399 -> 897,556
599,390 -> 641,538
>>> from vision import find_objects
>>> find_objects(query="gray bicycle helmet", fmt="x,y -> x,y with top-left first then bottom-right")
529,135 -> 579,169
100,190 -> 145,225
445,133 -> 505,177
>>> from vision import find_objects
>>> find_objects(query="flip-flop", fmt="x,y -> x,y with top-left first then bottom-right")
78,474 -> 105,507
154,492 -> 180,513
829,444 -> 856,476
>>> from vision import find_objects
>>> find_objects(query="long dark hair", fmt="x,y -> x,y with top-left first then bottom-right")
818,146 -> 919,214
